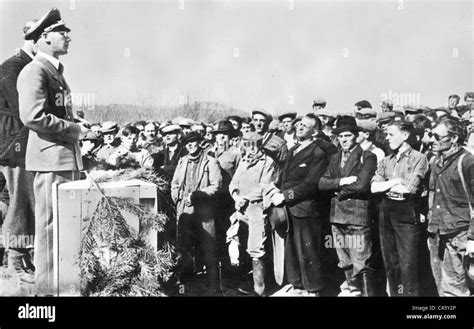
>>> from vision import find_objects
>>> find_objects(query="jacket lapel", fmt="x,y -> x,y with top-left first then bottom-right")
331,150 -> 343,177
196,154 -> 209,188
287,142 -> 314,172
36,56 -> 67,88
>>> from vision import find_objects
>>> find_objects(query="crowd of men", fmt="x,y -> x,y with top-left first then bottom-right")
0,8 -> 474,297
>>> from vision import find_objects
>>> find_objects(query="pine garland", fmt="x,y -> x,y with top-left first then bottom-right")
79,170 -> 177,296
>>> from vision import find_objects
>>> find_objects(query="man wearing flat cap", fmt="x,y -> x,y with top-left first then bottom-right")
404,108 -> 425,122
228,131 -> 279,295
0,19 -> 38,283
252,108 -> 288,169
277,112 -> 298,149
312,98 -> 327,111
96,121 -> 120,162
171,131 -> 223,294
356,120 -> 385,163
315,109 -> 337,142
18,8 -> 90,295
319,118 -> 378,296
355,108 -> 377,121
154,124 -> 187,178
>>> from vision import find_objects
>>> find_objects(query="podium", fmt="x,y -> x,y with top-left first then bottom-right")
52,179 -> 158,296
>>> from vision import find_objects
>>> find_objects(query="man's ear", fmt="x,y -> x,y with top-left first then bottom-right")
451,134 -> 459,144
403,131 -> 411,141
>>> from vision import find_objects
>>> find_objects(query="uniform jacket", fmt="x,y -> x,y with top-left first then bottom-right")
0,49 -> 32,167
18,55 -> 83,171
318,145 -> 377,225
171,152 -> 222,204
280,141 -> 328,218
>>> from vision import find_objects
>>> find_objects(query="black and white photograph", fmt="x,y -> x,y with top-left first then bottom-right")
0,0 -> 473,325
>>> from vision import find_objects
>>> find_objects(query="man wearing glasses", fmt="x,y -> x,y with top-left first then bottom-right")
427,117 -> 474,296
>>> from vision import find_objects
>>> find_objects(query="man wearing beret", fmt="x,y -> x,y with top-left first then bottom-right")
271,113 -> 329,296
276,112 -> 298,149
18,8 -> 90,295
171,132 -> 223,294
0,19 -> 38,283
319,118 -> 378,296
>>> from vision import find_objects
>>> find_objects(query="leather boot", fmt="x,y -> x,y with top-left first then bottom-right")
252,258 -> 266,296
339,268 -> 360,296
206,265 -> 220,295
361,271 -> 376,297
0,248 -> 4,266
237,264 -> 253,295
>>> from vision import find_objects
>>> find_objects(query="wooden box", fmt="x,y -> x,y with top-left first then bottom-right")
52,179 -> 158,296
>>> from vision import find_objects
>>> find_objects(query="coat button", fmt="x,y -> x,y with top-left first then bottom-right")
436,205 -> 440,209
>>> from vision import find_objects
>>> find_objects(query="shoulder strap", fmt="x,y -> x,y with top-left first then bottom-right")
457,153 -> 473,214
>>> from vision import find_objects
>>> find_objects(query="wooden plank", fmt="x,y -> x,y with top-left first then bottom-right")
53,180 -> 158,296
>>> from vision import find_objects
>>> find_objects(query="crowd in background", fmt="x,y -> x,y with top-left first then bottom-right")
2,8 -> 474,298
8,93 -> 468,297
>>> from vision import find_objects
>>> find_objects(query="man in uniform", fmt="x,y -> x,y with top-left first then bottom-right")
18,8 -> 90,295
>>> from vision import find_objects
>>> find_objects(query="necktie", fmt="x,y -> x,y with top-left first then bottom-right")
58,63 -> 64,75
293,142 -> 301,156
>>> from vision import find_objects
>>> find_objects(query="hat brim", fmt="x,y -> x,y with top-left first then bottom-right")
252,111 -> 272,122
100,128 -> 118,134
182,136 -> 202,144
266,206 -> 289,233
278,114 -> 297,121
332,125 -> 362,135
50,25 -> 71,33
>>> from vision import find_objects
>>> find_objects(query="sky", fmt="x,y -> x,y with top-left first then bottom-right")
1,0 -> 473,117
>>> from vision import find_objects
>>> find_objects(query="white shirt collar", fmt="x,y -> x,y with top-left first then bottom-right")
37,51 -> 60,70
